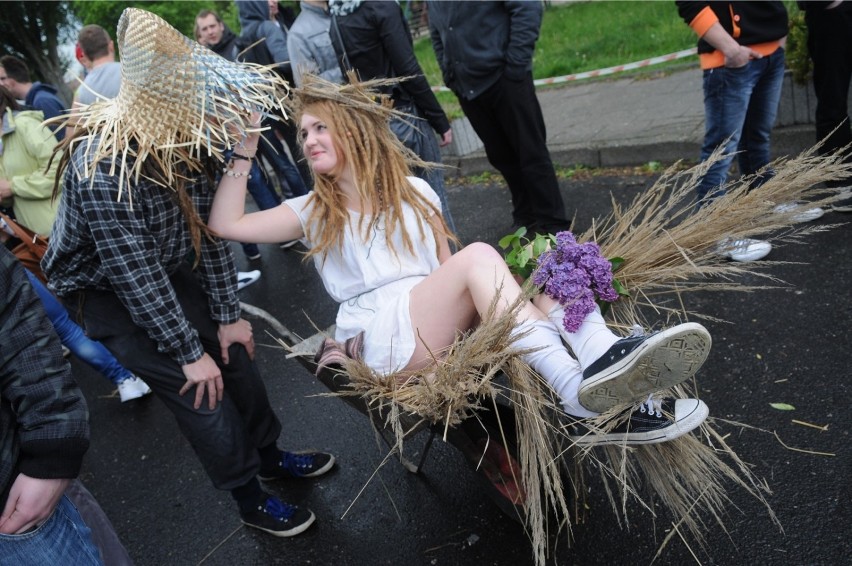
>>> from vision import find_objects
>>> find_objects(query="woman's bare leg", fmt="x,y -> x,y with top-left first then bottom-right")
406,242 -> 545,371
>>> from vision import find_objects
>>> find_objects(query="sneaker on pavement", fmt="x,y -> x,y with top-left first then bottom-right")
716,238 -> 772,262
117,375 -> 152,403
258,450 -> 336,481
578,322 -> 711,413
279,240 -> 298,250
568,395 -> 709,446
240,496 -> 315,537
831,188 -> 852,212
237,270 -> 261,291
773,201 -> 825,223
245,251 -> 262,261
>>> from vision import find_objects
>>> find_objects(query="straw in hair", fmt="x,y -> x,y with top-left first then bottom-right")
64,7 -> 291,192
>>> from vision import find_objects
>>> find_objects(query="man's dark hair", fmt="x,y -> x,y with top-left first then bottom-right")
196,9 -> 223,23
0,55 -> 31,83
78,24 -> 112,60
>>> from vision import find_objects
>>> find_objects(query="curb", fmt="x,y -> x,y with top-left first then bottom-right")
442,124 -> 818,178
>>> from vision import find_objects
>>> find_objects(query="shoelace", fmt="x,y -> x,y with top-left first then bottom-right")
637,394 -> 663,418
282,452 -> 315,476
263,497 -> 296,520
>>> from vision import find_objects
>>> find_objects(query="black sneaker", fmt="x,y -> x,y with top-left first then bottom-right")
568,396 -> 708,446
258,450 -> 335,481
241,496 -> 315,537
578,322 -> 711,413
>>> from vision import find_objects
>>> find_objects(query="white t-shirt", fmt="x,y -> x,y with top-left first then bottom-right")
285,176 -> 442,373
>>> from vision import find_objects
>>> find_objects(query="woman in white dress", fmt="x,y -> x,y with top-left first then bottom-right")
209,76 -> 712,445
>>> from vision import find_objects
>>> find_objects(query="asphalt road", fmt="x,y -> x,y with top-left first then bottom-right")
72,172 -> 850,566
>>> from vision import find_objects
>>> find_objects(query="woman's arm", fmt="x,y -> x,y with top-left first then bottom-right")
208,130 -> 304,244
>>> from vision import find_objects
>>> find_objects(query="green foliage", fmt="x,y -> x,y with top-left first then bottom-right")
785,6 -> 812,86
71,0 -> 239,46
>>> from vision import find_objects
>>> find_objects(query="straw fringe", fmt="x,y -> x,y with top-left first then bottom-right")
54,8 -> 292,196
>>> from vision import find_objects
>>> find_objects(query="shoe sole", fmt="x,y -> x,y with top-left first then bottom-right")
578,323 -> 712,413
257,453 -> 336,481
571,399 -> 709,446
241,511 -> 316,537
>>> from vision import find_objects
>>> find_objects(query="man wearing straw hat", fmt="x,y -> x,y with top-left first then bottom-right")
43,8 -> 334,538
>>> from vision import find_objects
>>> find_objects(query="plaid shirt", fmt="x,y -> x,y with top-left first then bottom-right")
43,144 -> 240,365
1,248 -> 89,508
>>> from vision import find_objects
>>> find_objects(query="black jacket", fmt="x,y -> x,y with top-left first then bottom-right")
0,247 -> 90,509
676,1 -> 788,54
331,1 -> 450,136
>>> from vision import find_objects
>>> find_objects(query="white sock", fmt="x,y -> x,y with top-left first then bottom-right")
511,320 -> 597,418
547,306 -> 619,369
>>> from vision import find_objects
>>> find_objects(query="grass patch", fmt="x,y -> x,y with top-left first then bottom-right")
414,1 -> 697,120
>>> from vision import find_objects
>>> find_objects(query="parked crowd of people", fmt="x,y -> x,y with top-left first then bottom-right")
1,1 -> 849,564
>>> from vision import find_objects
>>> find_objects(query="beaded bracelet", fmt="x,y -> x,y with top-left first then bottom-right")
222,167 -> 252,179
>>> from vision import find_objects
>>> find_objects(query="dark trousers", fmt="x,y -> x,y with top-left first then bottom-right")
70,265 -> 282,491
459,72 -> 570,232
806,6 -> 852,186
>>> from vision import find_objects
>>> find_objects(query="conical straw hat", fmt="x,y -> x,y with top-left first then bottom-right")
69,7 -> 290,189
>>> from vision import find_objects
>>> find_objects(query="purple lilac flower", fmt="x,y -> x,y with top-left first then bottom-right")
532,231 -> 619,333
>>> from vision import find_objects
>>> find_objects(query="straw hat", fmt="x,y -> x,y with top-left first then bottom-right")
68,7 -> 290,188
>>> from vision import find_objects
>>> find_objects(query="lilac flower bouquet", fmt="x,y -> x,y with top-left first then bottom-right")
499,228 -> 627,333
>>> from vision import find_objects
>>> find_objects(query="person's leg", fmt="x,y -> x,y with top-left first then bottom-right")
484,73 -> 571,233
0,495 -> 102,566
24,270 -> 133,385
696,64 -> 754,203
73,283 -> 274,493
737,48 -> 785,183
459,88 -> 535,228
260,128 -> 309,198
246,161 -> 282,211
64,481 -> 132,566
397,109 -> 457,235
806,8 -> 852,174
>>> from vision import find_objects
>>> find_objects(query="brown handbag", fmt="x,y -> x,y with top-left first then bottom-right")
0,211 -> 49,284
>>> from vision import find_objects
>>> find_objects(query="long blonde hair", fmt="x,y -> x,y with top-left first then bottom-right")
294,81 -> 457,263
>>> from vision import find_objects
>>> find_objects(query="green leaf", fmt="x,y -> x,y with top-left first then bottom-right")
498,234 -> 517,249
769,403 -> 796,411
609,257 -> 625,271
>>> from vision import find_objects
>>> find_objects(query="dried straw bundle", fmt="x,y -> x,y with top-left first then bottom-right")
580,144 -> 852,329
61,8 -> 291,197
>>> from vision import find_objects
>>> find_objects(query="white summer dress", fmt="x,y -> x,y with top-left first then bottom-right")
284,177 -> 442,374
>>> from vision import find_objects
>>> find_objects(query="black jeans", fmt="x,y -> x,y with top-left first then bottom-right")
806,6 -> 852,185
69,264 -> 282,491
459,72 -> 570,232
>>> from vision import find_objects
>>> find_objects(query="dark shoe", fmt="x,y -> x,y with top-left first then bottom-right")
568,396 -> 708,446
240,496 -> 315,537
258,450 -> 335,481
245,251 -> 262,261
578,322 -> 711,413
279,240 -> 298,250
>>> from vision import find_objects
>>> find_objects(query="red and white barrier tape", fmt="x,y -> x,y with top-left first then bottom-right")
430,47 -> 698,93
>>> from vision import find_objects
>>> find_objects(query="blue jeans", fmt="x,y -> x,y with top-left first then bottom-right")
0,495 -> 103,565
696,47 -> 786,202
25,269 -> 132,385
390,106 -> 457,236
260,128 -> 309,198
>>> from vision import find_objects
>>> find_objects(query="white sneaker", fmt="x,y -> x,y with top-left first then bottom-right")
117,376 -> 152,402
773,201 -> 824,223
237,270 -> 261,291
716,238 -> 772,262
831,188 -> 852,213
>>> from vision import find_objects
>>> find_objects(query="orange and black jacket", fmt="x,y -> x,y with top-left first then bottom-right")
676,1 -> 788,69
